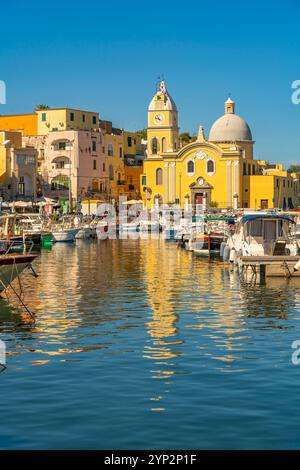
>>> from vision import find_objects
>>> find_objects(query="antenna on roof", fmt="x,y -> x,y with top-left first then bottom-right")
156,76 -> 161,92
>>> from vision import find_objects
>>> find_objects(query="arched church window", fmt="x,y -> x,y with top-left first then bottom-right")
161,137 -> 166,152
152,138 -> 158,154
187,160 -> 194,174
156,168 -> 163,185
206,159 -> 215,175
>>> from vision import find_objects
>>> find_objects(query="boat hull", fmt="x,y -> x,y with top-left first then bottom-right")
52,229 -> 78,243
0,254 -> 37,292
75,228 -> 93,239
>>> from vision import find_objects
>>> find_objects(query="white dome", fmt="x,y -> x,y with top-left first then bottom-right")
209,98 -> 252,142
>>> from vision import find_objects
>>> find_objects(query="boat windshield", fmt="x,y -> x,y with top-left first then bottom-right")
246,218 -> 286,240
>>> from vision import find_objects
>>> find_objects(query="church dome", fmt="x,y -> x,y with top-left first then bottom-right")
148,80 -> 177,112
209,97 -> 252,142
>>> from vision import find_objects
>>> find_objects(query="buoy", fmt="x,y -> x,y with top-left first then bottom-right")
229,248 -> 236,263
294,259 -> 300,272
223,245 -> 230,261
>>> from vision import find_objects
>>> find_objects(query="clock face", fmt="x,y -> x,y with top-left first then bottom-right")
195,151 -> 207,160
154,114 -> 164,124
198,178 -> 204,185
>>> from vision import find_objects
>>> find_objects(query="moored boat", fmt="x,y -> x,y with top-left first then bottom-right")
52,228 -> 79,243
0,253 -> 38,292
224,214 -> 300,277
75,226 -> 94,239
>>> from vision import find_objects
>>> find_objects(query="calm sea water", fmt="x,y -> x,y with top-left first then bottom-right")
0,238 -> 300,450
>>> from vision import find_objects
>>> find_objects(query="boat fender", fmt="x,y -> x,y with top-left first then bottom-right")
294,260 -> 300,272
223,245 -> 230,261
229,248 -> 236,263
220,242 -> 226,257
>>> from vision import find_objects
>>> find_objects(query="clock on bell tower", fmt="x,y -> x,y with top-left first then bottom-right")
147,80 -> 179,156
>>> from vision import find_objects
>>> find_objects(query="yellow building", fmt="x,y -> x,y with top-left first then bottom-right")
104,129 -> 126,199
141,81 -> 300,210
123,131 -> 144,199
0,131 -> 38,199
124,164 -> 143,199
123,131 -> 142,157
36,108 -> 99,135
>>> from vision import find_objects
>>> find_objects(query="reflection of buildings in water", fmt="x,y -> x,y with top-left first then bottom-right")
13,239 -> 147,363
207,266 -> 300,370
142,239 -> 185,397
184,262 -> 249,371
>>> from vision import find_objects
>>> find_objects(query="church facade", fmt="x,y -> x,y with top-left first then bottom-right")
141,81 -> 299,210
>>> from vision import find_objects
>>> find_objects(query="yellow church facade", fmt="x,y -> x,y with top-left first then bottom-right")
141,81 -> 299,210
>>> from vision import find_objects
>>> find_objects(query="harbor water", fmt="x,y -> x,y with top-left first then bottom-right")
0,238 -> 300,449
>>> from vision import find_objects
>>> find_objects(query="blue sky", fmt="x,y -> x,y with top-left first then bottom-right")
0,0 -> 300,167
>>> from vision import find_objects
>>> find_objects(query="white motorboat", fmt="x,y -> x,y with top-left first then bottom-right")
96,220 -> 111,240
52,228 -> 79,243
225,214 -> 298,259
75,226 -> 94,239
139,220 -> 160,233
119,220 -> 140,233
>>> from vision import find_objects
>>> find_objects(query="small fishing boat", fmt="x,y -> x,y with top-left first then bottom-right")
139,219 -> 160,233
52,228 -> 79,243
75,226 -> 94,239
0,253 -> 38,292
182,216 -> 234,254
188,232 -> 226,254
119,220 -> 140,233
0,214 -> 52,248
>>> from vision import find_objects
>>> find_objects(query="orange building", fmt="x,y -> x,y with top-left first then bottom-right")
0,113 -> 37,136
124,164 -> 143,198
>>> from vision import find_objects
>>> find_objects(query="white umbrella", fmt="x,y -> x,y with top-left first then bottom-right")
122,199 -> 143,205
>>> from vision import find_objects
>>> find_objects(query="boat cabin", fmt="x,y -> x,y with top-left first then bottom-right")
237,215 -> 296,256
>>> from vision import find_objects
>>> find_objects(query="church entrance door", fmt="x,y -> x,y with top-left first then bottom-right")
195,193 -> 203,204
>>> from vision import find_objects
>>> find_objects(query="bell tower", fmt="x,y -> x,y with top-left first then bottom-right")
147,80 -> 179,157
225,95 -> 235,114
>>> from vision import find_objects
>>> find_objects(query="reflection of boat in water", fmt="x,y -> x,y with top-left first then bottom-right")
0,253 -> 38,292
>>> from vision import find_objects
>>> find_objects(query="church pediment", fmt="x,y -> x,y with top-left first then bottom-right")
177,141 -> 223,159
189,177 -> 213,190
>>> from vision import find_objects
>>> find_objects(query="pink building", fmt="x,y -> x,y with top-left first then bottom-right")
25,129 -> 106,203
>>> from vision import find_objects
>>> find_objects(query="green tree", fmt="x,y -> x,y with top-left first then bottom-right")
287,164 -> 300,174
180,132 -> 192,145
35,104 -> 50,111
136,128 -> 147,139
